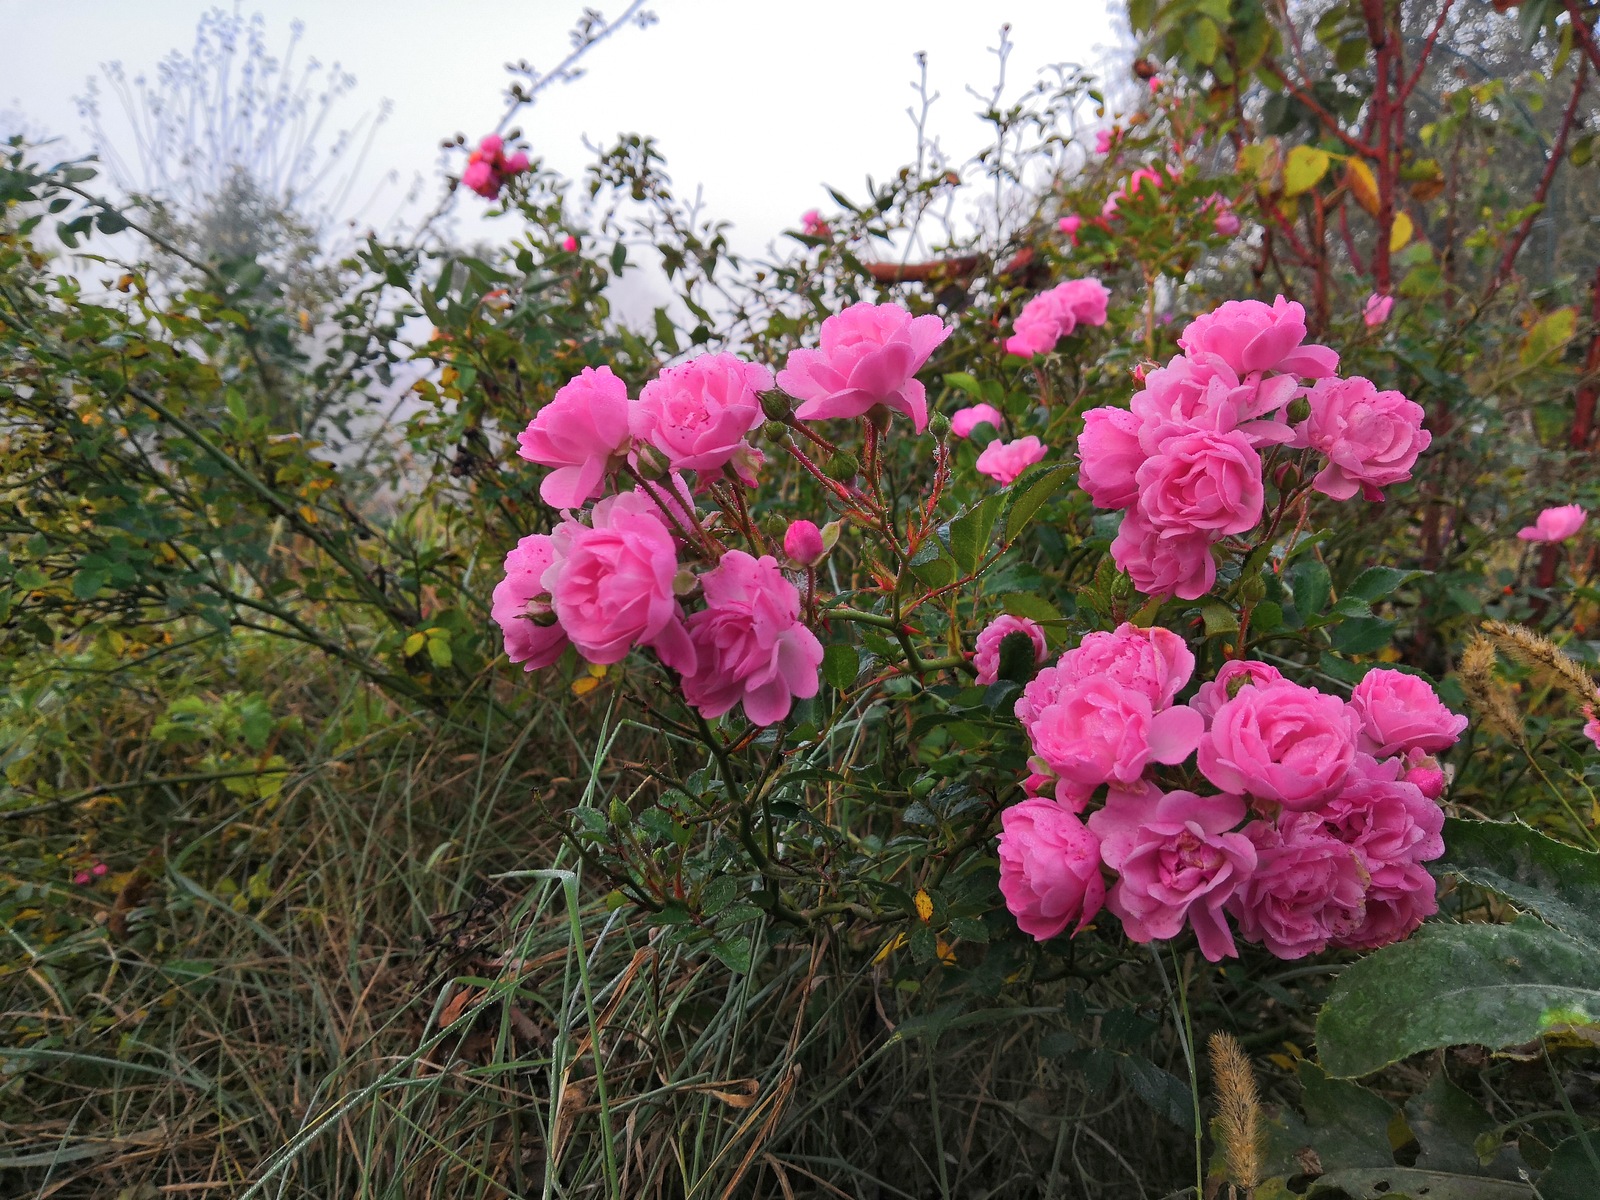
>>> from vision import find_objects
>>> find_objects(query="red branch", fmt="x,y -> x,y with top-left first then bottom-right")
1562,0 -> 1600,77
1400,0 -> 1458,100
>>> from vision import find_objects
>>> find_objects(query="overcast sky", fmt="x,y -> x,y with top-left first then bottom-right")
2,0 -> 1123,259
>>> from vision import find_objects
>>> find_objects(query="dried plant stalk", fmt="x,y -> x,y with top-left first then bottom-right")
1460,635 -> 1527,747
1481,620 -> 1599,703
1208,1031 -> 1264,1192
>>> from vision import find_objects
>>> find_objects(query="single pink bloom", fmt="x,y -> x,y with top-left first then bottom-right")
1025,676 -> 1203,804
492,534 -> 570,671
1149,76 -> 1162,94
1583,704 -> 1600,751
92,862 -> 108,876
562,235 -> 579,252
462,160 -> 500,198
478,134 -> 505,159
1198,679 -> 1360,810
1337,863 -> 1436,950
1077,406 -> 1145,510
800,209 -> 831,237
1089,787 -> 1257,961
997,798 -> 1106,940
1128,167 -> 1164,197
1058,214 -> 1083,244
1110,510 -> 1219,601
1297,375 -> 1430,501
631,353 -> 772,479
1363,293 -> 1394,327
1517,504 -> 1587,543
1349,668 -> 1468,758
1133,428 -> 1265,538
973,615 -> 1048,685
1101,188 -> 1126,219
1191,659 -> 1285,722
950,403 -> 1004,438
1004,279 -> 1111,357
517,365 -> 634,509
1229,815 -> 1368,959
1055,622 -> 1195,710
783,519 -> 826,567
1178,296 -> 1340,380
1094,130 -> 1113,155
546,491 -> 695,673
1130,354 -> 1299,452
1214,210 -> 1242,237
975,435 -> 1048,485
777,302 -> 950,433
681,551 -> 822,725
1401,749 -> 1449,801
74,871 -> 92,886
504,151 -> 530,175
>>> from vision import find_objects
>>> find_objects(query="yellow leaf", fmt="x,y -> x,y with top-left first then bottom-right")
1344,158 -> 1380,216
1520,306 -> 1578,366
572,675 -> 601,697
1283,145 -> 1331,197
872,931 -> 908,964
914,888 -> 933,921
586,662 -> 608,679
935,938 -> 958,965
1389,212 -> 1413,251
403,632 -> 426,657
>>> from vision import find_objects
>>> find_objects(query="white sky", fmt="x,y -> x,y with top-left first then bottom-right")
2,0 -> 1123,261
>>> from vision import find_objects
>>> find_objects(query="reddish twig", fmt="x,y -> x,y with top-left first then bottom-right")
1400,0 -> 1458,100
1491,60 -> 1589,292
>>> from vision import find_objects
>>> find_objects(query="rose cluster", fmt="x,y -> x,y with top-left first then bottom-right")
462,134 -> 531,199
492,302 -> 951,725
993,616 -> 1463,960
1077,297 -> 1431,600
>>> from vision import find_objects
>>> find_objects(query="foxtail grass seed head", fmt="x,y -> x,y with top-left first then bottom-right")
1208,1032 -> 1264,1191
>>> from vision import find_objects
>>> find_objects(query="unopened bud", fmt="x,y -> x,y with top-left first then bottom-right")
1274,461 -> 1300,490
824,451 -> 860,481
760,391 -> 792,421
1287,396 -> 1312,424
633,441 -> 670,481
760,514 -> 789,540
927,412 -> 952,440
783,518 -> 827,567
1241,574 -> 1267,604
761,420 -> 790,444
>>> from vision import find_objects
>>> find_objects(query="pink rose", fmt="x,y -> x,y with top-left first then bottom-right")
1178,296 -> 1339,380
1090,787 -> 1257,961
462,159 -> 499,199
997,798 -> 1106,940
1191,659 -> 1285,723
504,151 -> 530,175
974,615 -> 1048,685
546,491 -> 695,672
491,534 -> 569,670
1517,504 -> 1587,543
1056,622 -> 1195,709
976,435 -> 1049,485
517,365 -> 634,509
950,403 -> 1005,438
1297,376 -> 1430,501
1004,279 -> 1111,357
1110,510 -> 1218,601
783,519 -> 826,567
562,234 -> 579,252
1214,209 -> 1241,237
1363,293 -> 1394,327
1094,130 -> 1113,155
1230,815 -> 1369,958
1133,428 -> 1264,537
801,209 -> 831,237
1059,213 -> 1083,243
1197,679 -> 1360,810
1026,676 -> 1204,803
1584,704 -> 1600,752
630,353 -> 772,479
1130,355 -> 1299,452
1320,759 -> 1445,882
1077,406 -> 1145,510
777,302 -> 950,433
1401,749 -> 1448,801
1337,863 -> 1436,950
1349,668 -> 1468,757
478,134 -> 504,159
681,551 -> 822,725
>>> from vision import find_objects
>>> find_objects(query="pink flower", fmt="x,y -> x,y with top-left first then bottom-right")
93,862 -> 108,876
1401,749 -> 1448,801
1198,679 -> 1360,810
1320,761 -> 1443,949
974,615 -> 1048,685
778,302 -> 950,432
1582,704 -> 1600,751
1191,659 -> 1285,722
1089,788 -> 1257,961
1130,355 -> 1299,452
1004,279 -> 1111,357
1337,863 -> 1436,950
1025,677 -> 1204,803
976,436 -> 1048,485
801,209 -> 831,237
1149,76 -> 1162,94
997,798 -> 1106,940
1056,622 -> 1195,709
462,159 -> 499,198
562,235 -> 579,252
1229,815 -> 1368,959
1297,376 -> 1430,501
74,871 -> 92,886
1110,511 -> 1218,601
630,353 -> 772,480
1349,668 -> 1468,758
492,534 -> 570,671
1134,428 -> 1265,537
1058,214 -> 1083,244
1077,406 -> 1145,509
546,492 -> 695,672
504,151 -> 530,175
1363,293 -> 1394,327
478,134 -> 504,159
950,403 -> 1004,438
783,519 -> 826,567
1178,296 -> 1339,380
681,551 -> 823,725
1094,130 -> 1113,155
1517,504 -> 1587,543
517,366 -> 634,509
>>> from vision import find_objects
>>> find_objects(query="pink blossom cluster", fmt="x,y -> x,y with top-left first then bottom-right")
1077,297 -> 1431,600
999,632 -> 1462,961
462,134 -> 531,199
1004,278 -> 1111,358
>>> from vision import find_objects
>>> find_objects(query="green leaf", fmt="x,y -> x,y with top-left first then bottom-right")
1539,1135 -> 1600,1200
1290,558 -> 1332,619
1186,16 -> 1221,64
942,371 -> 983,398
1436,818 -> 1600,949
1001,593 -> 1063,623
1308,1169 -> 1533,1199
1520,306 -> 1578,367
1284,145 -> 1332,196
949,495 -> 1003,575
425,633 -> 453,669
822,643 -> 860,691
1129,0 -> 1156,32
1406,1071 -> 1527,1181
1299,1061 -> 1397,1168
1119,1055 -> 1196,1134
653,307 -> 680,355
1003,463 -> 1075,544
1201,603 -> 1240,637
1331,617 -> 1394,655
72,565 -> 111,599
710,931 -> 752,973
1347,566 -> 1425,604
1316,920 -> 1600,1078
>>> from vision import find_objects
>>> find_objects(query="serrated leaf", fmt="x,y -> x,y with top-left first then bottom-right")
950,494 -> 1003,575
1201,603 -> 1240,636
1539,1135 -> 1600,1200
653,307 -> 680,355
943,371 -> 982,398
1317,920 -> 1600,1078
1003,463 -> 1075,544
1348,565 -> 1424,603
822,643 -> 860,691
1284,145 -> 1332,196
1436,818 -> 1600,950
1307,1169 -> 1532,1199
1331,617 -> 1394,655
1520,306 -> 1578,367
1002,593 -> 1063,623
1299,1061 -> 1397,1168
1289,557 -> 1332,619
711,931 -> 753,973
1119,1056 -> 1196,1134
